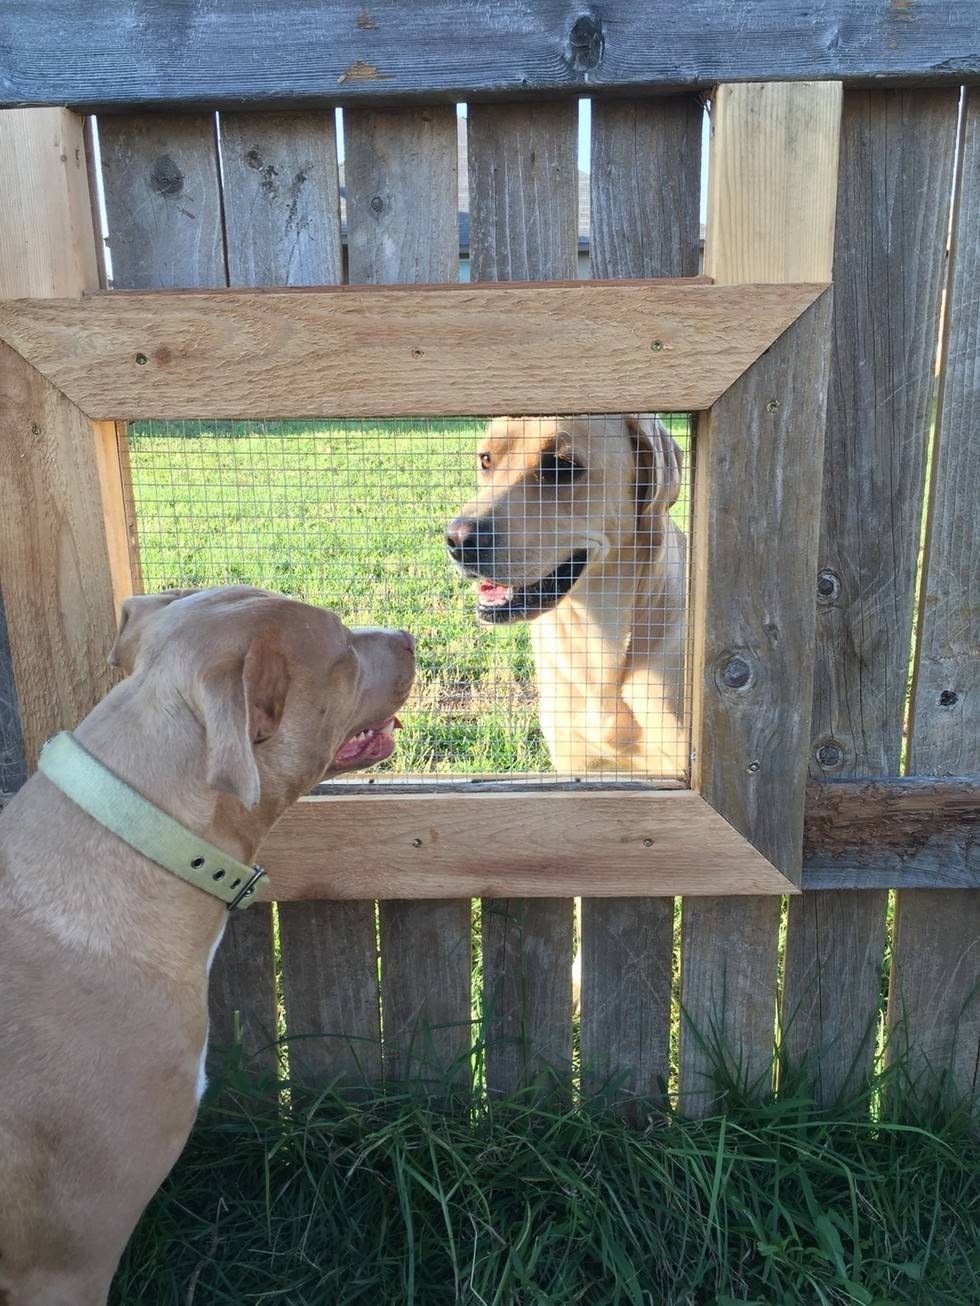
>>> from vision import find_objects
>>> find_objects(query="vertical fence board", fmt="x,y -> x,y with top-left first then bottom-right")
344,106 -> 473,1089
893,88 -> 980,1104
98,114 -> 225,289
219,112 -> 343,287
0,109 -> 124,776
581,95 -> 701,1104
681,83 -> 841,1116
783,89 -> 960,1103
218,109 -> 373,1087
98,111 -> 278,1074
468,101 -> 577,1094
590,97 -> 702,282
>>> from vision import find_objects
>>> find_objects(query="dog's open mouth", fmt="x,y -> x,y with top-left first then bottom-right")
475,550 -> 590,624
332,717 -> 401,769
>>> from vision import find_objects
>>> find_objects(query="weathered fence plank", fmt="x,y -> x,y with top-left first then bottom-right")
97,110 -> 278,1075
2,1 -> 978,111
343,105 -> 473,1091
219,110 -> 347,1084
0,109 -> 125,773
468,101 -> 577,1094
219,112 -> 343,288
803,777 -> 980,890
680,82 -> 841,1116
892,88 -> 980,1105
580,94 -> 701,1105
590,96 -> 702,282
782,88 -> 960,1104
98,114 -> 225,290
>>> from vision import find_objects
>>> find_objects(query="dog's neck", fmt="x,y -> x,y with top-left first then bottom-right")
529,522 -> 686,771
0,676 -> 275,975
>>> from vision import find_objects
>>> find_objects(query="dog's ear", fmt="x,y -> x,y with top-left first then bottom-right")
108,590 -> 197,675
194,632 -> 292,811
625,416 -> 683,522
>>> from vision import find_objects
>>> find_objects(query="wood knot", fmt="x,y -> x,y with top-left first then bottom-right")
149,154 -> 184,198
566,13 -> 604,72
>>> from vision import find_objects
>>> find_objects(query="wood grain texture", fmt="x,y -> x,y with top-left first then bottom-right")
280,900 -> 381,1087
0,281 -> 826,421
468,100 -> 575,1096
0,345 -> 121,764
97,106 -> 278,1074
218,112 -> 343,287
803,777 -> 980,889
784,89 -> 960,1104
691,295 -> 833,883
580,95 -> 702,1107
908,89 -> 980,777
590,96 -> 702,281
704,82 -> 842,285
257,790 -> 794,900
681,82 -> 841,1117
892,88 -> 980,1105
218,111 -> 346,1084
0,107 -> 102,792
342,104 -> 472,1092
0,109 -> 124,772
344,108 -> 458,287
468,103 -> 578,284
98,114 -> 225,290
0,108 -> 99,297
2,1 -> 977,110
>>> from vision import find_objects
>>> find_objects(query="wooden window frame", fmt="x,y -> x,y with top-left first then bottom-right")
0,276 -> 832,898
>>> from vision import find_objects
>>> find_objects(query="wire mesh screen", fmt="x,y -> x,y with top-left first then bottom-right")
125,415 -> 693,785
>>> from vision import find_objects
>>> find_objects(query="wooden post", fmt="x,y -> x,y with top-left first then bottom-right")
0,108 -> 132,767
679,82 -> 841,1115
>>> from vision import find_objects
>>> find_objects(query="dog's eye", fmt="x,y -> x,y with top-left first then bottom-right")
539,452 -> 583,484
479,452 -> 492,472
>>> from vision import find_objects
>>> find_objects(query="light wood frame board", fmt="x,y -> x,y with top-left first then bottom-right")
0,277 -> 833,899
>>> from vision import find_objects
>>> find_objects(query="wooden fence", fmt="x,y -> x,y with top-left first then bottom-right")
0,1 -> 977,1112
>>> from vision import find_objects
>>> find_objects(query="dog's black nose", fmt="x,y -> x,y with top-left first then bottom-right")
446,517 -> 492,569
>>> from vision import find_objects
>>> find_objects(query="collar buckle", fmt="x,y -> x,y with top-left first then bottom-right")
228,864 -> 268,911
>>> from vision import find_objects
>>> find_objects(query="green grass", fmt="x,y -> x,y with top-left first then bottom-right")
127,416 -> 690,778
111,1070 -> 980,1305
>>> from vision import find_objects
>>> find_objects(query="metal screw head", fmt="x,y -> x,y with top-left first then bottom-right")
766,399 -> 780,413
411,837 -> 423,848
650,340 -> 664,352
135,353 -> 148,365
721,656 -> 751,689
939,689 -> 959,708
815,741 -> 844,770
747,760 -> 760,773
411,348 -> 424,359
643,838 -> 653,848
370,194 -> 385,213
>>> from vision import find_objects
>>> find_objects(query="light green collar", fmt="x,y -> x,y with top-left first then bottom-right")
38,732 -> 268,911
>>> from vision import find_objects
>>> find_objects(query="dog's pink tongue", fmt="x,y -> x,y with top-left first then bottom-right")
478,580 -> 511,606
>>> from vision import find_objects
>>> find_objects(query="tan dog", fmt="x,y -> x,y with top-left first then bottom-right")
0,586 -> 415,1306
447,415 -> 687,777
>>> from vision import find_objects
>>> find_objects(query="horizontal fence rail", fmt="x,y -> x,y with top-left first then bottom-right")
1,1 -> 979,109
